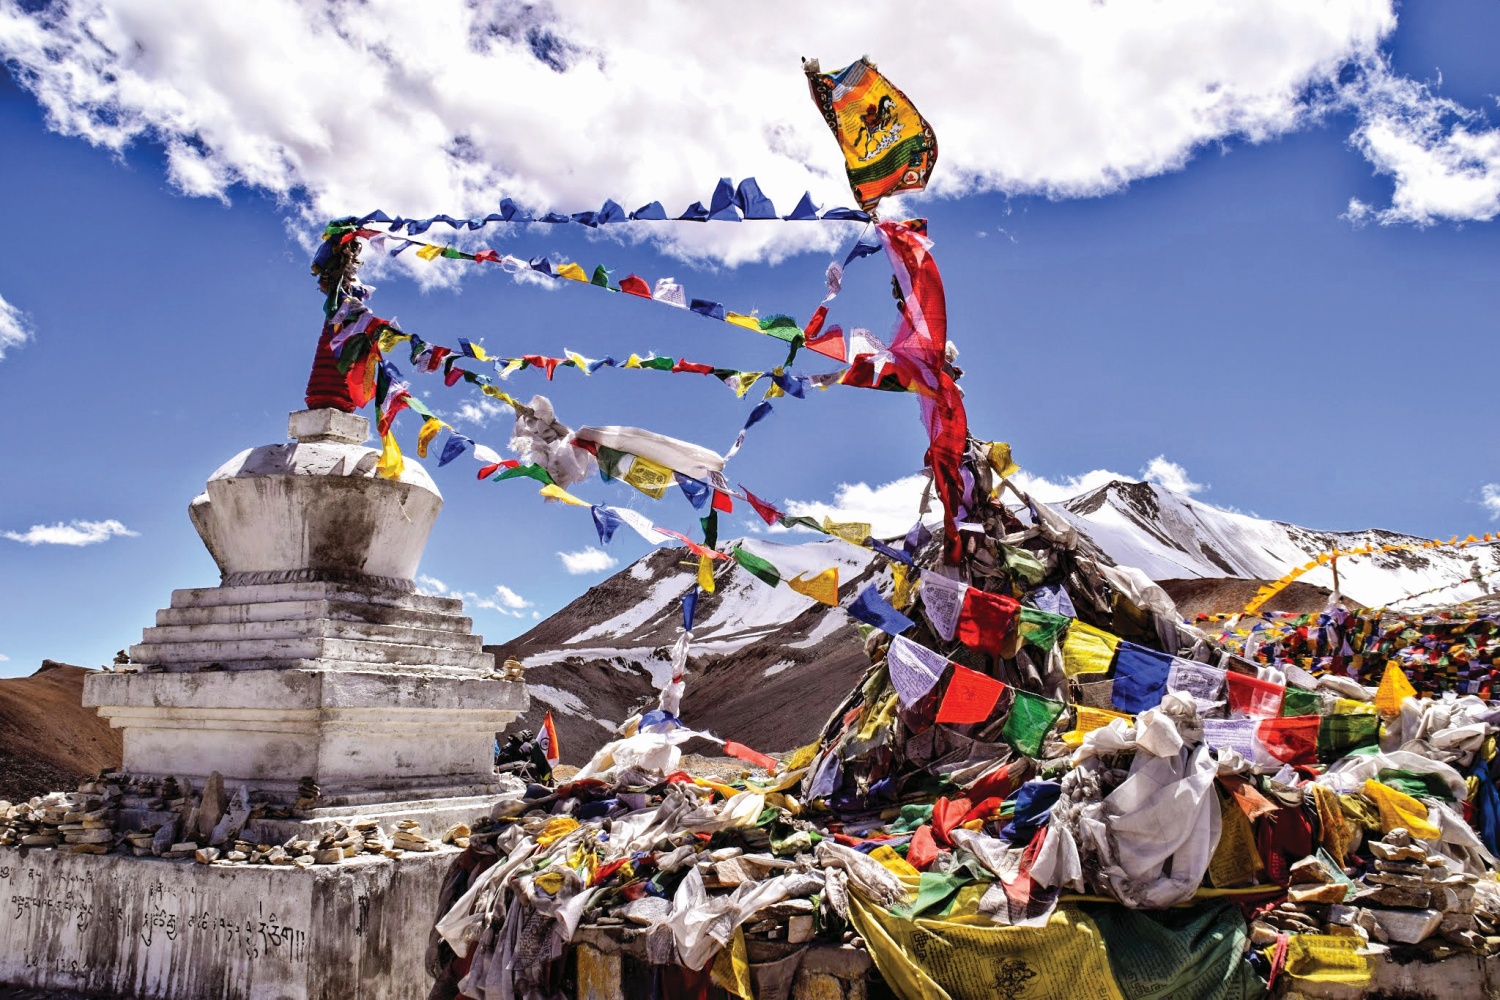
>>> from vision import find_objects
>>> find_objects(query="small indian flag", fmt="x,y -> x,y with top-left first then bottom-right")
539,711 -> 560,766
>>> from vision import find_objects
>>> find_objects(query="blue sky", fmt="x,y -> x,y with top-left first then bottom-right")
0,1 -> 1497,675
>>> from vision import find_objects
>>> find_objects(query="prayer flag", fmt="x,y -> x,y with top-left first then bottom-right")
494,464 -> 554,486
618,274 -> 651,298
697,554 -> 717,594
1062,621 -> 1119,677
1317,714 -> 1379,763
623,455 -> 674,498
805,57 -> 938,210
416,243 -> 443,261
1226,672 -> 1285,719
822,517 -> 872,546
539,484 -> 590,506
676,474 -> 712,510
740,486 -> 782,526
1166,658 -> 1226,711
886,635 -> 949,708
920,573 -> 966,641
848,585 -> 914,635
1017,608 -> 1069,652
376,430 -> 404,480
1110,643 -> 1172,714
954,588 -> 1019,657
1374,661 -> 1416,715
416,417 -> 445,458
555,262 -> 587,282
438,433 -> 472,467
935,664 -> 1006,724
1001,691 -> 1065,758
731,546 -> 781,588
657,527 -> 723,560
722,741 -> 777,771
592,505 -> 623,545
1256,716 -> 1319,767
788,568 -> 840,606
682,588 -> 698,631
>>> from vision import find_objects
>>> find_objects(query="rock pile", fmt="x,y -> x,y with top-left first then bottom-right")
1249,828 -> 1500,959
0,771 -> 461,869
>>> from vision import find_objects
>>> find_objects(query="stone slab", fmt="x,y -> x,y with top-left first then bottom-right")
156,600 -> 472,634
127,635 -> 493,671
166,582 -> 463,614
0,847 -> 451,999
139,619 -> 483,653
289,408 -> 369,445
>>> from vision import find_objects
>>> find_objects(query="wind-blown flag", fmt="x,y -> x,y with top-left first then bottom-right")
805,57 -> 938,212
539,711 -> 560,767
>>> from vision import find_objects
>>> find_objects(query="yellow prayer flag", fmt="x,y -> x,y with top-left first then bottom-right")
377,328 -> 408,354
622,455 -> 674,499
1062,621 -> 1120,677
376,430 -> 404,480
986,441 -> 1020,480
623,354 -> 644,369
730,371 -> 763,398
468,343 -> 491,362
710,927 -> 753,999
724,311 -> 762,331
1282,934 -> 1371,986
763,380 -> 785,399
501,358 -> 524,377
698,553 -> 717,593
481,385 -> 516,407
892,564 -> 913,609
555,262 -> 588,282
565,350 -> 591,373
1373,660 -> 1416,715
415,243 -> 443,261
416,417 -> 445,458
788,567 -> 840,606
1071,705 -> 1132,736
539,484 -> 590,507
822,516 -> 872,546
1332,698 -> 1377,716
869,845 -> 920,881
1362,779 -> 1440,839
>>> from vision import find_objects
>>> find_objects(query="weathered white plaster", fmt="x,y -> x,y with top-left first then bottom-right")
0,848 -> 454,1000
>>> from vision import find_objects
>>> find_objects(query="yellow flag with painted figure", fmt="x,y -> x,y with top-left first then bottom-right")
622,455 -> 674,499
822,517 -> 872,546
788,568 -> 840,606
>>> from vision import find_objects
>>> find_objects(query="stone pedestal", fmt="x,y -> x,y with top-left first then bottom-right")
84,409 -> 526,824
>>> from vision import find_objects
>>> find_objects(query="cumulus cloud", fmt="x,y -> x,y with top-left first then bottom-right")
1345,58 -> 1500,226
787,455 -> 1212,534
0,653 -> 9,662
1140,455 -> 1205,496
2,519 -> 138,546
416,573 -> 533,616
1481,484 -> 1500,520
557,546 -> 619,575
0,292 -> 31,360
2,0 -> 1449,270
450,397 -> 515,427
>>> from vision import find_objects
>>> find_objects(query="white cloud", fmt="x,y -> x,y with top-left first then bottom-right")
0,292 -> 31,360
2,519 -> 138,546
1481,484 -> 1500,520
558,546 -> 619,575
0,653 -> 9,662
1140,455 -> 1205,496
416,573 -> 533,616
451,397 -> 514,427
0,0 -> 1425,270
787,455 -> 1210,533
1344,58 -> 1500,226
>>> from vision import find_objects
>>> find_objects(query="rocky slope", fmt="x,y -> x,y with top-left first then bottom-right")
0,662 -> 122,803
490,480 -> 1500,766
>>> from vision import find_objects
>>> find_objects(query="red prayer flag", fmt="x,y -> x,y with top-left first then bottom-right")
378,391 -> 410,436
422,346 -> 452,372
711,489 -> 733,513
522,355 -> 563,380
618,274 -> 652,298
803,307 -> 847,362
935,663 -> 1007,724
907,824 -> 939,871
954,588 -> 1019,656
740,486 -> 782,525
671,359 -> 715,375
1226,671 -> 1285,718
473,249 -> 501,264
1256,716 -> 1318,766
722,740 -> 776,771
929,796 -> 972,846
346,353 -> 378,408
655,527 -> 728,560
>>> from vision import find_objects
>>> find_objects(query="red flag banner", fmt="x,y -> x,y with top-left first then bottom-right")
935,663 -> 1007,724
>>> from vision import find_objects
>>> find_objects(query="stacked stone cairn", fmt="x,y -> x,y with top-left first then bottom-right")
1250,827 -> 1500,959
0,770 -> 464,867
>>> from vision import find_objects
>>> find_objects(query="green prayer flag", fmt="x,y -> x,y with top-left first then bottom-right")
732,546 -> 781,588
1001,690 -> 1065,758
590,264 -> 611,287
1316,714 -> 1379,763
642,356 -> 675,371
1018,608 -> 1070,652
701,510 -> 719,549
441,246 -> 468,259
1282,687 -> 1322,718
335,333 -> 370,374
493,463 -> 554,485
597,446 -> 629,482
999,544 -> 1047,585
898,871 -> 972,919
758,314 -> 802,343
778,515 -> 826,533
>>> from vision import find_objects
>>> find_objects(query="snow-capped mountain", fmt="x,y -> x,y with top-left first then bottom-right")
1059,480 -> 1500,608
490,480 -> 1500,763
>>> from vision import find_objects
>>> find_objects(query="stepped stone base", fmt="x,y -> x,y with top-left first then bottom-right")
0,848 -> 453,1000
86,579 -> 526,802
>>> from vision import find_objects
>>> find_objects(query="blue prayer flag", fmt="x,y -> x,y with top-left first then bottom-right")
847,585 -> 914,636
1111,642 -> 1172,714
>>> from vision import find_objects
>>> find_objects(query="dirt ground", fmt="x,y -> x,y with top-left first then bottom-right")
0,661 -> 122,803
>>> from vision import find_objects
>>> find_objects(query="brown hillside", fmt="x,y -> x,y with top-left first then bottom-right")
0,661 -> 122,803
1159,578 -> 1347,618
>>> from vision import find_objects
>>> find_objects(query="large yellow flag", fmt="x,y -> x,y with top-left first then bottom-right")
788,568 -> 840,606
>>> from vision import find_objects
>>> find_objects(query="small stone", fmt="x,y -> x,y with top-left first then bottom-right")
1369,840 -> 1425,863
786,914 -> 814,944
293,855 -> 314,868
311,848 -> 343,865
1249,922 -> 1278,947
1290,856 -> 1337,885
226,851 -> 248,862
69,843 -> 108,855
195,847 -> 220,864
1385,828 -> 1412,847
1289,883 -> 1348,905
441,823 -> 470,845
1361,885 -> 1431,908
1367,908 -> 1442,944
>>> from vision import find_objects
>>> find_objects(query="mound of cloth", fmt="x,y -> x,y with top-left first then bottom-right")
425,443 -> 1500,999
